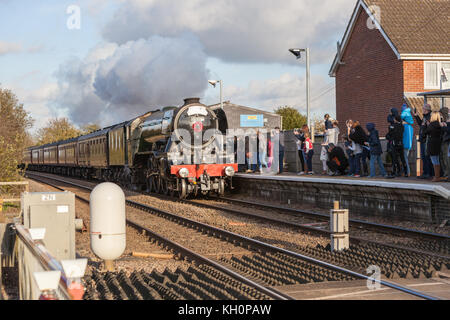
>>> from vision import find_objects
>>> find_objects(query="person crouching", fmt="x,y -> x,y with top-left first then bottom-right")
326,143 -> 349,176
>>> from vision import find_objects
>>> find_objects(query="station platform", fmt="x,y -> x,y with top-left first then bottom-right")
233,173 -> 450,224
274,277 -> 450,300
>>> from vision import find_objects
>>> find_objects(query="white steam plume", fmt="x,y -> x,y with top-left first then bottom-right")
53,35 -> 209,126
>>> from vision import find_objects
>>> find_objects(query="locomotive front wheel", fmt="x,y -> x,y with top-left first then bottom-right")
179,179 -> 187,200
218,179 -> 225,197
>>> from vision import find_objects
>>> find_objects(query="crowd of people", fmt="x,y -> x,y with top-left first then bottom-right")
238,103 -> 449,183
242,127 -> 285,174
293,104 -> 450,182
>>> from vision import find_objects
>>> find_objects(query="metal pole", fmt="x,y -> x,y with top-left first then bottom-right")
306,48 -> 311,129
104,260 -> 115,272
220,80 -> 223,110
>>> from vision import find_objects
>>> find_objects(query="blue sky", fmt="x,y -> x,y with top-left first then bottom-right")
0,0 -> 357,132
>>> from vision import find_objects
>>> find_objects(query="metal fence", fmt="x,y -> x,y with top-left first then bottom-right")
14,224 -> 72,300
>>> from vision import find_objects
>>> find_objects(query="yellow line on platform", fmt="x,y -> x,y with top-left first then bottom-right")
306,282 -> 446,300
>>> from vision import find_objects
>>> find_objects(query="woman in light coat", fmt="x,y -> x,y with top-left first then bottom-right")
320,120 -> 340,175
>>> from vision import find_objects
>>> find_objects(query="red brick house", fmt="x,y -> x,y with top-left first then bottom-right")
329,0 -> 450,136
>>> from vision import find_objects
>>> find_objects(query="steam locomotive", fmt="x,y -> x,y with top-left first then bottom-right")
23,98 -> 238,199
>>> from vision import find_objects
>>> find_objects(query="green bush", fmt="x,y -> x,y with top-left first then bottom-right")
0,87 -> 33,181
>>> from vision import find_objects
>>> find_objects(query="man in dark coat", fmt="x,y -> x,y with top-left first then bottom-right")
425,115 -> 443,182
274,127 -> 285,174
443,119 -> 450,182
386,115 -> 407,178
413,104 -> 433,179
324,114 -> 333,130
326,143 -> 348,176
349,122 -> 369,176
440,107 -> 449,178
366,123 -> 387,178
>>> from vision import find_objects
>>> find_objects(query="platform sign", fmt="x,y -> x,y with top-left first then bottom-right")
240,115 -> 264,128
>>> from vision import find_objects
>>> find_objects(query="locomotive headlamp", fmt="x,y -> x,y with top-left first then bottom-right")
179,168 -> 190,178
225,166 -> 235,177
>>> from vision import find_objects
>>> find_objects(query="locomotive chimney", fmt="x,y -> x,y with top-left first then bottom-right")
182,97 -> 201,106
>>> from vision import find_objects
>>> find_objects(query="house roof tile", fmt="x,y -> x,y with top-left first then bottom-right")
363,0 -> 450,55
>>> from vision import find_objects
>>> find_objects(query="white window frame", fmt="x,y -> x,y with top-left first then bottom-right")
424,61 -> 450,90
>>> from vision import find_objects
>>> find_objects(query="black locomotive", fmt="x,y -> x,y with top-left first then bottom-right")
23,98 -> 237,198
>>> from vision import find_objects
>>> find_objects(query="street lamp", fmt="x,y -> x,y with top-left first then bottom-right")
289,48 -> 311,128
208,80 -> 223,110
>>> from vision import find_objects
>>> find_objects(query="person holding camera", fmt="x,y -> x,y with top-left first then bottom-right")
294,125 -> 308,175
386,114 -> 407,178
320,114 -> 334,175
366,123 -> 387,178
347,120 -> 366,178
412,104 -> 433,179
425,111 -> 447,182
304,132 -> 314,175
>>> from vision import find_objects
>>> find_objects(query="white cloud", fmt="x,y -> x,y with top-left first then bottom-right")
0,41 -> 22,55
27,44 -> 45,54
102,0 -> 356,65
0,42 -> 46,55
4,83 -> 59,133
218,73 -> 336,118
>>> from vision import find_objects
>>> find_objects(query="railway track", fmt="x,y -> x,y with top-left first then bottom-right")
26,171 -> 447,300
186,197 -> 450,260
27,173 -> 288,300
218,197 -> 450,242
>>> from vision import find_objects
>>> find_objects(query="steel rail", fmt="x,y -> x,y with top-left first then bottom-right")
125,220 -> 291,300
27,171 -> 450,242
218,197 -> 450,241
125,199 -> 441,301
26,172 -> 441,300
26,172 -> 291,300
26,172 -> 450,261
183,199 -> 450,260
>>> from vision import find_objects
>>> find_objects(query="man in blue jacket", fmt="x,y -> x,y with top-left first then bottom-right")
366,123 -> 387,178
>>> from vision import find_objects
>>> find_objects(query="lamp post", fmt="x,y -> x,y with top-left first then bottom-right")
289,48 -> 311,129
208,80 -> 223,109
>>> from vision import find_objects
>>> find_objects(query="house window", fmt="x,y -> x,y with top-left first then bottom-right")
425,61 -> 450,90
443,62 -> 450,89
